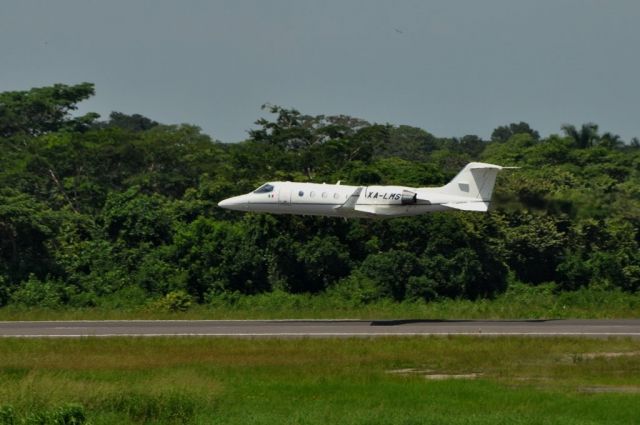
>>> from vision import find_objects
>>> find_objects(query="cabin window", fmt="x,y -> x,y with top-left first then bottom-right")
298,190 -> 304,197
254,183 -> 274,194
333,193 -> 340,199
322,192 -> 328,198
310,191 -> 315,198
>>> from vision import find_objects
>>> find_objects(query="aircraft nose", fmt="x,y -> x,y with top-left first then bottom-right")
218,195 -> 247,210
218,198 -> 232,208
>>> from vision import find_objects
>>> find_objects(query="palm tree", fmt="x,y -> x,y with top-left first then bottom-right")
599,132 -> 623,149
561,123 -> 599,148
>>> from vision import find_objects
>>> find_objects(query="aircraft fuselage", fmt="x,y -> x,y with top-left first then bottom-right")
220,182 -> 464,218
218,163 -> 507,218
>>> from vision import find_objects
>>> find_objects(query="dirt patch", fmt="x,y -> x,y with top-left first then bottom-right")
564,351 -> 640,362
386,369 -> 482,380
578,386 -> 640,394
386,368 -> 433,375
580,351 -> 640,359
423,373 -> 482,380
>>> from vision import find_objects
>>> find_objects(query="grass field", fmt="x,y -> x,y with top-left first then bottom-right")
1,284 -> 639,321
0,336 -> 639,424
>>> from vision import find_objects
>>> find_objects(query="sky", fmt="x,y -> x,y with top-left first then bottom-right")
1,0 -> 639,142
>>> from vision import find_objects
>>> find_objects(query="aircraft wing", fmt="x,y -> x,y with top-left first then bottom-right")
334,187 -> 363,212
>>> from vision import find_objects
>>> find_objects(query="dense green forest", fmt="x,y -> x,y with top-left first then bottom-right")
0,83 -> 639,312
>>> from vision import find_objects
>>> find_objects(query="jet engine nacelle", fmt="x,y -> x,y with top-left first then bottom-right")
401,190 -> 417,205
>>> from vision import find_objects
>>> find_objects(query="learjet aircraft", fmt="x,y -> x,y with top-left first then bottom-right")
218,162 -> 508,218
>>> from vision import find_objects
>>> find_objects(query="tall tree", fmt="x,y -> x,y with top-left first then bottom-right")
491,122 -> 540,143
0,83 -> 98,137
105,111 -> 159,132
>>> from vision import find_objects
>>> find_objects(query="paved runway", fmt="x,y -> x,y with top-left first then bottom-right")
1,319 -> 639,338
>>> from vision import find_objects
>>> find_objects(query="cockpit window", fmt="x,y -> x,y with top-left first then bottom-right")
253,183 -> 274,194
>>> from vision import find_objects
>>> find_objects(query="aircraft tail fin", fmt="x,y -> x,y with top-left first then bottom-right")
440,162 -> 504,201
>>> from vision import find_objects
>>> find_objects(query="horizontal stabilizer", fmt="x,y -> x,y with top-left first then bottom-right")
443,201 -> 490,212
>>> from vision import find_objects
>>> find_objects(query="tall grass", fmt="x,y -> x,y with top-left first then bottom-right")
0,284 -> 638,320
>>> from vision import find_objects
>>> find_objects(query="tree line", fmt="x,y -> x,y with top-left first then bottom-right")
0,83 -> 638,309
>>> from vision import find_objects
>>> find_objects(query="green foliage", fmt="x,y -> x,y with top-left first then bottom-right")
0,83 -> 96,137
174,217 -> 269,298
104,111 -> 159,132
0,276 -> 8,307
147,290 -> 193,313
0,406 -> 16,425
500,212 -> 567,284
294,235 -> 351,292
0,404 -> 85,425
491,121 -> 540,143
101,186 -> 173,246
358,250 -> 422,301
135,247 -> 187,295
51,404 -> 86,425
1,83 -> 640,311
0,190 -> 60,284
10,274 -> 64,308
103,392 -> 195,423
382,125 -> 439,160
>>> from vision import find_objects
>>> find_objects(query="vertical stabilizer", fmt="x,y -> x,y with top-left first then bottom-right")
440,162 -> 503,201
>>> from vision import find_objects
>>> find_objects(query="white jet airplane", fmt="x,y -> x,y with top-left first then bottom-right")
218,162 -> 508,218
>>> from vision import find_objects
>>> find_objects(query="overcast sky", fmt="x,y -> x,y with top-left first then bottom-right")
2,1 -> 639,142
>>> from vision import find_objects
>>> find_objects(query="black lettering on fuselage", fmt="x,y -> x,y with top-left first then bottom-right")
365,190 -> 405,203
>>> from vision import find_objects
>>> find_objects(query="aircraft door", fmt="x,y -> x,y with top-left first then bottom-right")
278,184 -> 291,205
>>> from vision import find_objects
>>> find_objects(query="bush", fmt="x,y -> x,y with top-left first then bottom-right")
135,249 -> 187,295
357,250 -> 423,301
326,275 -> 382,305
147,290 -> 192,312
10,274 -> 63,308
95,285 -> 148,309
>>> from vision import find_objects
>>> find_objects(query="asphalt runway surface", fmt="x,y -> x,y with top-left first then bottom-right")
1,319 -> 639,338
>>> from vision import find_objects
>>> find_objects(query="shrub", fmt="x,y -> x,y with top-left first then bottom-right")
147,290 -> 193,312
10,274 -> 63,308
